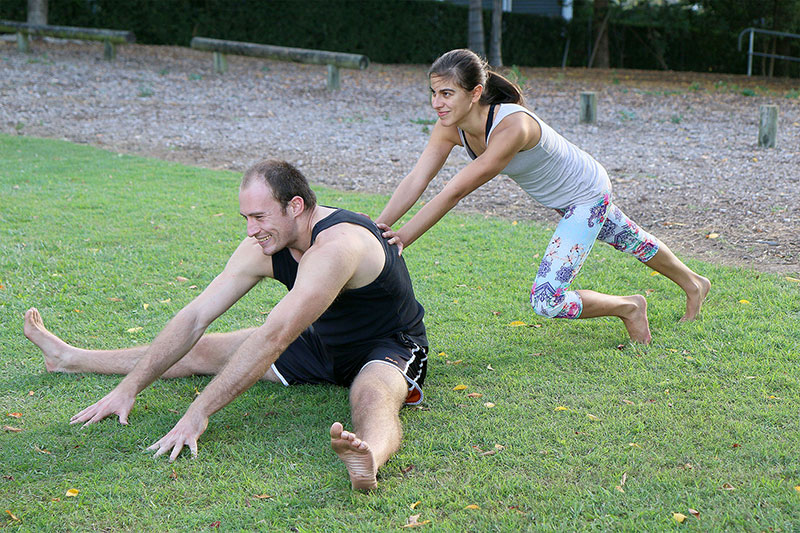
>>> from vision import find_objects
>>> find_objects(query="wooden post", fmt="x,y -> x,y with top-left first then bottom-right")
327,64 -> 340,90
16,31 -> 29,52
580,92 -> 597,124
103,40 -> 115,60
758,104 -> 778,148
213,51 -> 227,74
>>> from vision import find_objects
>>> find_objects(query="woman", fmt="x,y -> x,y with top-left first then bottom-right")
376,49 -> 709,344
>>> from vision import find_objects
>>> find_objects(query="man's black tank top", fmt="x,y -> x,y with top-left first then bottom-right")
270,209 -> 426,348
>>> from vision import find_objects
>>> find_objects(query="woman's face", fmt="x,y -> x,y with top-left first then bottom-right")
429,75 -> 480,127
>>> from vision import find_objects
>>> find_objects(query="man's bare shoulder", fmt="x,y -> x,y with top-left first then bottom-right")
225,237 -> 275,279
305,221 -> 385,290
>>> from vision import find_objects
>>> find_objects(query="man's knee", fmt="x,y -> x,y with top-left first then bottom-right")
350,363 -> 407,407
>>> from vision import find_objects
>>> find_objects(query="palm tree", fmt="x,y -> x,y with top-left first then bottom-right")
468,0 -> 485,57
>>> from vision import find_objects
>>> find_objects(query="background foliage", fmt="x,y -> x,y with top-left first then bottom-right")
1,0 -> 799,76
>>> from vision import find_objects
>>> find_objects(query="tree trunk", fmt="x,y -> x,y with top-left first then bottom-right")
468,0 -> 485,57
489,0 -> 502,67
591,0 -> 610,68
27,0 -> 47,25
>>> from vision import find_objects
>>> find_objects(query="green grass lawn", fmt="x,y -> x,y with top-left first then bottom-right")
1,134 -> 799,531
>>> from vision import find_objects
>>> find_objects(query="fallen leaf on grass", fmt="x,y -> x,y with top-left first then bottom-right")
483,402 -> 495,408
786,276 -> 800,283
739,299 -> 751,304
794,485 -> 800,493
720,483 -> 736,491
402,514 -> 430,528
3,426 -> 22,432
65,489 -> 79,497
409,500 -> 421,510
142,303 -> 149,310
650,271 -> 660,276
452,384 -> 467,391
7,413 -> 21,419
554,406 -> 568,411
126,327 -> 143,333
108,297 -> 123,302
486,364 -> 494,371
464,504 -> 480,510
445,359 -> 462,365
176,276 -> 189,282
673,512 -> 687,523
508,320 -> 527,327
253,494 -> 272,499
628,443 -> 641,448
622,399 -> 635,405
586,414 -> 601,422
159,298 -> 171,304
28,391 -> 34,396
5,510 -> 20,521
34,446 -> 51,455
688,508 -> 700,518
208,521 -> 220,529
467,392 -> 483,398
491,310 -> 501,316
401,464 -> 414,475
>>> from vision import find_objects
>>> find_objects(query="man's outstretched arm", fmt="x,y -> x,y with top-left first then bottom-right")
70,238 -> 268,427
147,233 -> 364,461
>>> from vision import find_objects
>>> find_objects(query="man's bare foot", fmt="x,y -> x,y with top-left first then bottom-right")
620,295 -> 651,344
680,275 -> 711,322
330,421 -> 377,491
24,308 -> 72,372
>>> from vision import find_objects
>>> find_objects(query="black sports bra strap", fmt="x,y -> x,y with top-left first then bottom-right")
485,103 -> 497,143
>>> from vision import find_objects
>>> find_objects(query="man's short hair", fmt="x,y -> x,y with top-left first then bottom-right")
241,160 -> 317,212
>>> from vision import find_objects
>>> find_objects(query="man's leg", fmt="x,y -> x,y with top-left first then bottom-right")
24,308 -> 280,381
330,362 -> 408,491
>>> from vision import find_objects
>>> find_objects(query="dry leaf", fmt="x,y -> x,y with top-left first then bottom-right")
28,391 -> 34,396
794,485 -> 800,492
486,364 -> 494,371
402,514 -> 430,528
126,327 -> 143,333
480,450 -> 496,457
254,494 -> 272,499
109,297 -> 123,302
720,483 -> 736,491
409,501 -> 421,510
508,320 -> 527,327
786,276 -> 800,283
620,472 -> 627,487
5,510 -> 20,522
628,443 -> 641,448
176,276 -> 189,282
673,512 -> 686,523
446,359 -> 462,365
622,399 -> 635,405
688,508 -> 700,518
34,446 -> 51,455
464,504 -> 480,510
160,298 -> 172,304
483,402 -> 495,408
739,299 -> 750,304
554,406 -> 568,411
213,213 -> 224,217
615,486 -> 625,493
65,488 -> 79,497
7,413 -> 21,418
706,233 -> 719,239
169,470 -> 178,480
467,393 -> 483,398
401,464 -> 414,475
438,351 -> 447,357
650,271 -> 660,276
142,303 -> 149,310
452,384 -> 467,391
491,311 -> 501,316
587,414 -> 601,421
3,426 -> 22,432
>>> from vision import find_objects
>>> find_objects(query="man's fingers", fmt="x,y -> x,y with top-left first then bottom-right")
189,440 -> 198,458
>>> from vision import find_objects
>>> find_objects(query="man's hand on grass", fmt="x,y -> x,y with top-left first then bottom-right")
70,387 -> 136,426
147,409 -> 209,462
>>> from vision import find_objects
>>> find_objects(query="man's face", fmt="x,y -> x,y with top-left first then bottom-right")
239,181 -> 296,255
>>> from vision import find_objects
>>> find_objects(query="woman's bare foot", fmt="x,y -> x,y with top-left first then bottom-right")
620,295 -> 651,344
23,308 -> 73,372
681,275 -> 711,322
330,422 -> 377,491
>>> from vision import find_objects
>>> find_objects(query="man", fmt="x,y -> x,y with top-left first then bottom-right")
23,159 -> 428,491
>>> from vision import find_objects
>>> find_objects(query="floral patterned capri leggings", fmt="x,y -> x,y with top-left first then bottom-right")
530,193 -> 659,319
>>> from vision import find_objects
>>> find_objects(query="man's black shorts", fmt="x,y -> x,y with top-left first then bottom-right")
271,326 -> 428,405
